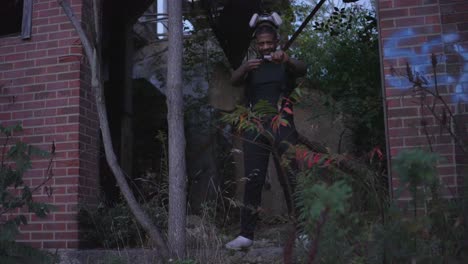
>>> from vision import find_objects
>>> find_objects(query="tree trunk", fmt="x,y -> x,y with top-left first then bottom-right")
58,0 -> 170,259
167,0 -> 187,259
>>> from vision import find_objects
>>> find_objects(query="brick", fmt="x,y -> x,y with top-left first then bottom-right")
14,60 -> 35,69
23,119 -> 45,127
410,5 -> 440,16
34,3 -> 49,12
45,98 -> 68,108
24,136 -> 45,144
31,232 -> 54,240
57,107 -> 79,115
48,47 -> 70,57
36,57 -> 58,66
55,213 -> 76,222
37,8 -> 60,18
438,166 -> 456,176
65,167 -> 79,175
380,8 -> 410,20
36,24 -> 59,34
34,108 -> 57,117
5,53 -> 26,62
20,224 -> 43,232
26,68 -> 47,76
425,15 -> 440,25
34,126 -> 55,135
397,36 -> 427,47
13,111 -> 33,119
24,84 -> 46,93
0,63 -> 13,71
387,107 -> 419,118
43,223 -> 66,231
59,55 -> 81,63
55,177 -> 79,185
387,98 -> 401,108
388,127 -> 418,137
36,40 -> 58,50
46,81 -> 69,90
45,116 -> 67,125
404,136 -> 431,146
432,144 -> 455,154
0,112 -> 12,120
4,70 -> 25,79
389,137 -> 404,147
49,16 -> 69,24
58,71 -> 80,80
47,65 -> 68,74
49,31 -> 72,40
394,0 -> 422,7
15,43 -> 36,53
55,232 -> 79,240
0,46 -> 15,54
35,91 -> 55,100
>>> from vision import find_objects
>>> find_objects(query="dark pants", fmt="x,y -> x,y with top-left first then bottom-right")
240,114 -> 298,240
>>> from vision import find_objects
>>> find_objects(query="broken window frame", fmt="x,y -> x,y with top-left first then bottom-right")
21,0 -> 33,39
0,0 -> 33,39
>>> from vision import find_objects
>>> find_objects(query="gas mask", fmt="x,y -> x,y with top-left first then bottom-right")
249,12 -> 282,29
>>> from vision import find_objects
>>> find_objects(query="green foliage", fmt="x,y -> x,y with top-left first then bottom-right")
366,149 -> 465,262
393,149 -> 440,201
79,131 -> 169,248
297,179 -> 351,223
79,195 -> 168,248
293,148 -> 465,263
79,202 -> 147,248
0,241 -> 58,264
0,124 -> 55,263
293,3 -> 383,154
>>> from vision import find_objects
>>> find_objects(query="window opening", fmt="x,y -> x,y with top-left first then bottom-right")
0,0 -> 24,36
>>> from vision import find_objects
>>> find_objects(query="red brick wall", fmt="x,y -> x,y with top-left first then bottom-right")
0,0 -> 99,249
440,1 -> 468,198
378,0 -> 468,200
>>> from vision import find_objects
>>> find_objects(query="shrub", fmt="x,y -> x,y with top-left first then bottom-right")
0,124 -> 55,263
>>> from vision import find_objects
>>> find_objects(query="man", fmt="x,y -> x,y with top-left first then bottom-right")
225,16 -> 307,250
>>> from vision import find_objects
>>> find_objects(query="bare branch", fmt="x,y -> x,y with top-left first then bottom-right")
57,0 -> 170,258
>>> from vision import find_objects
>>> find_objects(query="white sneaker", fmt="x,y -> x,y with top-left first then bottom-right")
225,235 -> 253,250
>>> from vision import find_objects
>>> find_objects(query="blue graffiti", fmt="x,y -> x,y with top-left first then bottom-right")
384,28 -> 468,103
453,44 -> 468,102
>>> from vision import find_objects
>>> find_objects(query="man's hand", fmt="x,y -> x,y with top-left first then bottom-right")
270,50 -> 290,64
242,59 -> 263,72
271,50 -> 307,77
231,59 -> 262,86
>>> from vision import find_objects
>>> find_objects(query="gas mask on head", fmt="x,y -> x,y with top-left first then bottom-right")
249,12 -> 282,29
249,12 -> 282,61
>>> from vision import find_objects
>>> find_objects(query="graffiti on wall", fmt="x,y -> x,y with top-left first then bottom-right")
384,28 -> 468,103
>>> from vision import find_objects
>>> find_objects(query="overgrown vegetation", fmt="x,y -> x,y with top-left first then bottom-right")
0,124 -> 56,264
222,93 -> 466,262
293,3 -> 383,155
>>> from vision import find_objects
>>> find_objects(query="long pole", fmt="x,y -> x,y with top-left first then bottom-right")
282,0 -> 326,51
